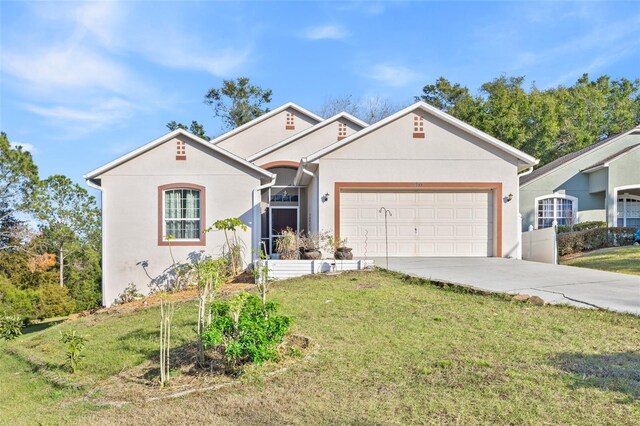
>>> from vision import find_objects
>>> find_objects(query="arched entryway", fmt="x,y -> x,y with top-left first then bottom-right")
260,162 -> 307,254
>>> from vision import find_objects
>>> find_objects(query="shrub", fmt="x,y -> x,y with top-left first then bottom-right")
0,313 -> 23,340
115,282 -> 143,305
557,227 -> 636,256
557,221 -> 607,234
203,293 -> 293,369
60,330 -> 86,373
38,284 -> 75,319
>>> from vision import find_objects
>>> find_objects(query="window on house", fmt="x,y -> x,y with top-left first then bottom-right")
160,185 -> 205,244
536,196 -> 576,228
338,122 -> 347,140
286,112 -> 295,130
617,195 -> 640,227
413,115 -> 425,138
176,140 -> 186,160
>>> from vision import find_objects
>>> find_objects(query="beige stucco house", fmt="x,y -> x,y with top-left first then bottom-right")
86,101 -> 537,306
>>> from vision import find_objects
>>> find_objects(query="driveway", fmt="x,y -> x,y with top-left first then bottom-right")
375,257 -> 640,315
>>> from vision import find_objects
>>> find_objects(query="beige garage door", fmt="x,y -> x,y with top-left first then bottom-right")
340,190 -> 494,257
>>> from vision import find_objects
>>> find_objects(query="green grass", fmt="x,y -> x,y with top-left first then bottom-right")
2,270 -> 640,425
562,245 -> 640,276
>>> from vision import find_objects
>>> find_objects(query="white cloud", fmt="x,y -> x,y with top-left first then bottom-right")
11,142 -> 36,153
2,47 -> 133,95
368,64 -> 421,87
302,24 -> 349,40
23,97 -> 137,137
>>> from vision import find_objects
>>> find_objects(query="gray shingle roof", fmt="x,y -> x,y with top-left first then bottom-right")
520,127 -> 638,185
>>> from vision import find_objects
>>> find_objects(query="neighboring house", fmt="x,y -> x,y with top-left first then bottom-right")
86,101 -> 537,306
519,125 -> 640,230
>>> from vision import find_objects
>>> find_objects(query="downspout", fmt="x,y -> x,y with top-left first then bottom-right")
516,166 -> 534,260
252,175 -> 277,262
85,178 -> 107,306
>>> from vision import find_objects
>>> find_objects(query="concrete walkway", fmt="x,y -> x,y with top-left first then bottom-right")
374,257 -> 640,315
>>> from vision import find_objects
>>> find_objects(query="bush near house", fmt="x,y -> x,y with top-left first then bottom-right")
556,221 -> 606,234
558,227 -> 636,256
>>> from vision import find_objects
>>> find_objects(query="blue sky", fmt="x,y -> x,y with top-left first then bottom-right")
1,1 -> 639,197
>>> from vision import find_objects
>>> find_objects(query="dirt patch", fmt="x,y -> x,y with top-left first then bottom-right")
86,334 -> 317,406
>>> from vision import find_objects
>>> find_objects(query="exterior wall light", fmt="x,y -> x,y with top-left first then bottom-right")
321,193 -> 330,203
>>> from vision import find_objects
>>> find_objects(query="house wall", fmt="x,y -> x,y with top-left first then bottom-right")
315,110 -> 522,258
99,134 -> 262,306
256,118 -> 363,165
520,134 -> 640,229
216,107 -> 319,159
608,149 -> 640,224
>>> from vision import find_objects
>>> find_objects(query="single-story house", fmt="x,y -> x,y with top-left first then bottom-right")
519,125 -> 640,230
85,101 -> 537,306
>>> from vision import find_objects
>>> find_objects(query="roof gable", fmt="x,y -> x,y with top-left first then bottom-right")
304,101 -> 538,169
520,125 -> 640,185
84,129 -> 274,185
247,112 -> 367,162
581,143 -> 640,173
210,102 -> 323,146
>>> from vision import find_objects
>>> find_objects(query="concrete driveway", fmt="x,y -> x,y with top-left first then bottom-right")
375,257 -> 640,315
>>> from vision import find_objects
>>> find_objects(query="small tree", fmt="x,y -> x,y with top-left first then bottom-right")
207,218 -> 247,276
158,292 -> 174,387
192,256 -> 227,364
204,77 -> 272,130
60,330 -> 86,373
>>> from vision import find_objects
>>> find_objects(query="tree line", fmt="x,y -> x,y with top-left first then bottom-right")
0,132 -> 101,320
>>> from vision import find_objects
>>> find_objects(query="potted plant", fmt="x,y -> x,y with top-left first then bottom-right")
299,232 -> 322,260
274,227 -> 299,260
321,232 -> 353,260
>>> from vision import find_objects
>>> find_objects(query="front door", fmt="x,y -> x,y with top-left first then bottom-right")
270,208 -> 298,253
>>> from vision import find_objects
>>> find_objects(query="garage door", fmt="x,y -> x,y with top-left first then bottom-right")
340,190 -> 494,257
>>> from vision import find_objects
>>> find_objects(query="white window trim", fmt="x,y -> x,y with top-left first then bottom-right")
616,193 -> 640,227
613,185 -> 640,227
162,189 -> 201,242
534,193 -> 579,229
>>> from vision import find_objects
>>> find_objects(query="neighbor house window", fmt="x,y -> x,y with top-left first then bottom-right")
286,112 -> 295,130
158,183 -> 206,246
413,115 -> 425,138
536,195 -> 577,228
338,122 -> 347,140
617,195 -> 640,227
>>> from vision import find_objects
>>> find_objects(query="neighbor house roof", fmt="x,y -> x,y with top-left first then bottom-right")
303,101 -> 539,169
581,143 -> 640,173
520,125 -> 640,185
246,112 -> 368,162
209,102 -> 323,146
84,128 -> 275,185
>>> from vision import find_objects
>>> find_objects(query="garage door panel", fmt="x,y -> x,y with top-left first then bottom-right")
340,189 -> 493,257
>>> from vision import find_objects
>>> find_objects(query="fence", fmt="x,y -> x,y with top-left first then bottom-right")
522,226 -> 558,264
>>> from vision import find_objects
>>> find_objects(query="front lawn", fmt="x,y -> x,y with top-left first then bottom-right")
2,270 -> 639,425
562,245 -> 640,276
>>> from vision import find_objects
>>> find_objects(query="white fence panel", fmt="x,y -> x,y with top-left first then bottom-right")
522,227 -> 557,264
264,259 -> 375,280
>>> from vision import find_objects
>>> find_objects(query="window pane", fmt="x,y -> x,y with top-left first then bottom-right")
164,188 -> 201,239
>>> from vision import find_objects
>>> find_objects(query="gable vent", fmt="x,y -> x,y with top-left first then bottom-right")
286,112 -> 295,130
413,115 -> 425,138
176,140 -> 186,160
338,122 -> 347,140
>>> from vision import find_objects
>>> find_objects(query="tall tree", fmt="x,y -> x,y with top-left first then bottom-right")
417,74 -> 640,165
30,175 -> 101,287
166,120 -> 210,141
0,132 -> 39,248
319,95 -> 402,124
204,77 -> 273,130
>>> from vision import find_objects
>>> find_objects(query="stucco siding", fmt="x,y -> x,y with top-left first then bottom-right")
257,119 -> 363,165
216,108 -> 319,159
520,133 -> 640,229
99,136 -> 262,306
317,111 -> 522,258
608,149 -> 640,224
